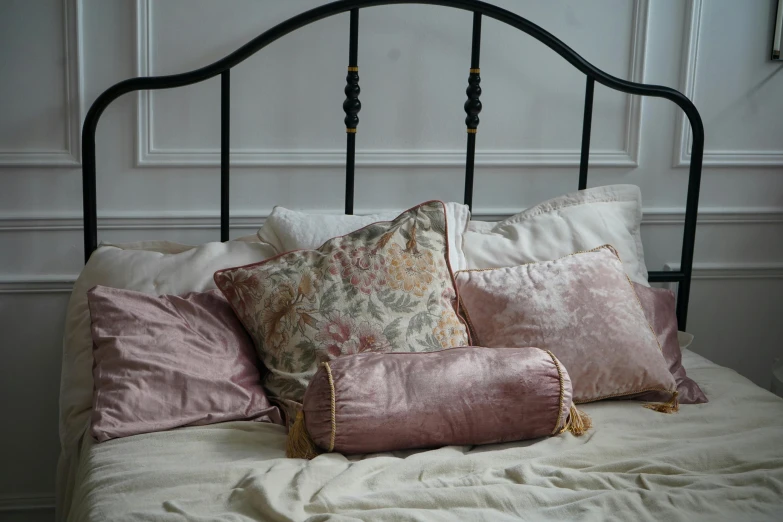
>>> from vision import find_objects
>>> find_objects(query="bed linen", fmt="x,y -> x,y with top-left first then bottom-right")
66,350 -> 783,522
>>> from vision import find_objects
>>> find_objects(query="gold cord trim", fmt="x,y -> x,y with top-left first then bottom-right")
457,296 -> 480,344
347,66 -> 359,72
322,362 -> 337,452
469,68 -> 480,73
467,128 -> 477,134
546,350 -> 567,435
574,386 -> 676,404
346,128 -> 357,133
624,270 -> 663,353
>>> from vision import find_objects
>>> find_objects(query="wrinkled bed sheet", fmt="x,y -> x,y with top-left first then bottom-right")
67,351 -> 783,521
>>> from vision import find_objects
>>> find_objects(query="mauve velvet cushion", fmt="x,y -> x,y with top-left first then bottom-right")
456,246 -> 677,404
87,286 -> 282,442
633,283 -> 708,404
302,347 -> 573,455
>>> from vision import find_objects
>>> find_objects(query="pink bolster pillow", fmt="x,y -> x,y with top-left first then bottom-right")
286,346 -> 591,458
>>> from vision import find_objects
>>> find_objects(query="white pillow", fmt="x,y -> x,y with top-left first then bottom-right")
58,240 -> 276,516
462,185 -> 649,285
256,201 -> 472,271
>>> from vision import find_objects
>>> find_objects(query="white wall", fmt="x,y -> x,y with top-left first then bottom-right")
1,0 -> 782,517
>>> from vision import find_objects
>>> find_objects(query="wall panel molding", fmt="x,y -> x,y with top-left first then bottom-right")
134,0 -> 648,168
0,276 -> 75,294
665,262 -> 783,280
1,207 -> 782,233
0,0 -> 83,167
673,0 -> 783,167
4,261 -> 783,294
0,494 -> 55,513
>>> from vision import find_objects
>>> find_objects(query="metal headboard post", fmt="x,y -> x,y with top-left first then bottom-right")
80,0 -> 704,329
220,70 -> 230,241
577,77 -> 594,191
463,12 -> 482,210
344,9 -> 361,215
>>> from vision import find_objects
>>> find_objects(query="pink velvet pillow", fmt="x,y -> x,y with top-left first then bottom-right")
633,284 -> 707,404
87,286 -> 282,442
455,246 -> 678,405
287,346 -> 590,458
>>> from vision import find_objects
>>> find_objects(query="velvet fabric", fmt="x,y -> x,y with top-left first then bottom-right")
633,283 -> 708,404
456,246 -> 677,404
303,346 -> 572,455
87,286 -> 282,442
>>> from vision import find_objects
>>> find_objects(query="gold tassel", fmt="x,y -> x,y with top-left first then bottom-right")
285,411 -> 321,459
643,390 -> 679,414
565,404 -> 592,436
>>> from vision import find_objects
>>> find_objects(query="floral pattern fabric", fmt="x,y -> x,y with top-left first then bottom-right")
214,201 -> 470,403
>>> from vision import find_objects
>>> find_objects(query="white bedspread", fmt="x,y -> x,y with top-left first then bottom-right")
67,351 -> 783,521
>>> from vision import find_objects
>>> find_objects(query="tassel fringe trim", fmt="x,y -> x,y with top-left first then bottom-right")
643,390 -> 679,414
286,362 -> 337,460
564,404 -> 592,436
285,410 -> 321,460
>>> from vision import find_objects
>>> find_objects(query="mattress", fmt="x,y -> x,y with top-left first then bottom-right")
66,350 -> 783,521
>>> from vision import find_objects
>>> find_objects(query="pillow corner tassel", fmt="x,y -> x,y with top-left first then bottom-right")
285,410 -> 321,460
565,404 -> 592,436
642,390 -> 680,414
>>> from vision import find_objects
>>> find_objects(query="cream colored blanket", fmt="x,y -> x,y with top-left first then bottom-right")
67,351 -> 783,521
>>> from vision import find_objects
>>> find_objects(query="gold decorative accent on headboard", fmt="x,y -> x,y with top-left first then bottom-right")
347,66 -> 359,72
469,68 -> 480,74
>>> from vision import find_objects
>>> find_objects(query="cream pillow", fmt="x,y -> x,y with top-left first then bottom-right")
256,202 -> 471,271
462,185 -> 649,285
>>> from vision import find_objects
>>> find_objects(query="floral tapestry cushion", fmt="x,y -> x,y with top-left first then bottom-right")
214,200 -> 470,404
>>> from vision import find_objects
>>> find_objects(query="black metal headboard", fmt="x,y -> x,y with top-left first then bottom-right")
81,0 -> 704,329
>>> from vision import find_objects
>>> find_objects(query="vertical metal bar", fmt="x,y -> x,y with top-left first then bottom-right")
578,76 -> 594,191
469,12 -> 482,72
82,124 -> 98,263
463,12 -> 482,210
220,70 -> 230,242
344,8 -> 360,215
676,124 -> 704,330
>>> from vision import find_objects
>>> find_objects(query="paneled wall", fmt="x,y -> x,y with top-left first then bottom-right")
1,0 -> 781,517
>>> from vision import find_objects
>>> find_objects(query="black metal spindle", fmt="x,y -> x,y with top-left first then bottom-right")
79,0 -> 705,329
82,129 -> 98,263
463,12 -> 482,210
344,8 -> 360,215
578,76 -> 594,191
675,129 -> 704,330
220,70 -> 230,242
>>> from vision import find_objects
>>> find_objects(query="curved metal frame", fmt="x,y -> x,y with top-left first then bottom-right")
81,0 -> 704,328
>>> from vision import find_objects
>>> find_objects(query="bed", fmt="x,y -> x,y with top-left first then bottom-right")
66,350 -> 783,521
60,1 -> 783,520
